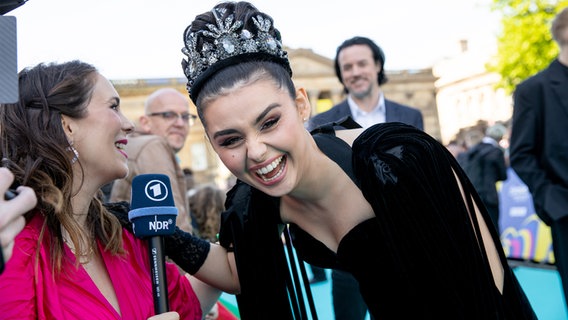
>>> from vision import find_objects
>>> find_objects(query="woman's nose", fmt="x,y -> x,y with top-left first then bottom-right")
247,138 -> 267,163
122,116 -> 135,134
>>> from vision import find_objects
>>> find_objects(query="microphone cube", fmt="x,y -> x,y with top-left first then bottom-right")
129,174 -> 178,238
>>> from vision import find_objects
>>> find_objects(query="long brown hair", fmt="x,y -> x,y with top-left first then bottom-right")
0,60 -> 124,273
189,184 -> 225,242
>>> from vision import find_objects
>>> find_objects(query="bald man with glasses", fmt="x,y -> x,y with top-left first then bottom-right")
109,88 -> 196,233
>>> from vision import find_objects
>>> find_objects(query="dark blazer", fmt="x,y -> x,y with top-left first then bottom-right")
509,59 -> 568,225
306,98 -> 424,131
459,142 -> 508,208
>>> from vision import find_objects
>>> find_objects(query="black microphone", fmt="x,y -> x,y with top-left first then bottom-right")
0,188 -> 18,275
129,174 -> 178,315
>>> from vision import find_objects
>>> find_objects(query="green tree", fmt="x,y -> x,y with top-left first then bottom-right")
488,0 -> 568,94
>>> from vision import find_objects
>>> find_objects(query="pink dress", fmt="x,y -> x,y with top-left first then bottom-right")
0,214 -> 202,320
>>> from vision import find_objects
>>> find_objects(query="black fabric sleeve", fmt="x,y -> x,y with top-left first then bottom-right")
308,115 -> 362,136
105,201 -> 210,275
164,228 -> 211,275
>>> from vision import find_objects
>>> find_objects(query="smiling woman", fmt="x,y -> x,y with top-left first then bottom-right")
0,60 -> 213,319
107,1 -> 537,319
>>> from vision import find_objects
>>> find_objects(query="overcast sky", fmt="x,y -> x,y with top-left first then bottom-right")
7,0 -> 501,80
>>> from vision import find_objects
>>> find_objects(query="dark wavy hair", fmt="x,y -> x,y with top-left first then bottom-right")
0,60 -> 124,272
334,36 -> 388,93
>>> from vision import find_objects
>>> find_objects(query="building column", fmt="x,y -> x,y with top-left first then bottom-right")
307,89 -> 320,117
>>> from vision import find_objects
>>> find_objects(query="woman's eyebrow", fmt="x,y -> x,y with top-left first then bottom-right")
254,103 -> 280,125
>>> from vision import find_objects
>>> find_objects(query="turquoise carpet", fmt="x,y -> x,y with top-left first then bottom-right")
514,266 -> 567,320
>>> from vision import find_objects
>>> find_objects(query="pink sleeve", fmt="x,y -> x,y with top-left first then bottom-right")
0,227 -> 39,319
166,261 -> 203,320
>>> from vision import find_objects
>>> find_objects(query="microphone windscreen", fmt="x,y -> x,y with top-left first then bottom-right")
129,174 -> 178,237
131,173 -> 175,209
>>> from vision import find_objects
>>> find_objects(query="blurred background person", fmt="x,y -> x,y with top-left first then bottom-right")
188,183 -> 225,242
459,124 -> 508,231
446,139 -> 466,159
509,7 -> 568,310
110,87 -> 195,233
306,36 -> 423,132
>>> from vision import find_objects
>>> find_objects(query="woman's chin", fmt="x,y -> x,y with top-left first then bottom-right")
106,166 -> 129,183
118,169 -> 129,180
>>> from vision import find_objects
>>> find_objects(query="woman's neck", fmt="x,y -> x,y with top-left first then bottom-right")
282,139 -> 345,216
70,188 -> 95,227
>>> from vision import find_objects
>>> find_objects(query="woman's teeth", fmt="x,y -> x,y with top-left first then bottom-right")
115,142 -> 126,150
256,156 -> 282,175
256,156 -> 284,182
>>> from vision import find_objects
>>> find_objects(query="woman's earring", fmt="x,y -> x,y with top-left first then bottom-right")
66,141 -> 79,164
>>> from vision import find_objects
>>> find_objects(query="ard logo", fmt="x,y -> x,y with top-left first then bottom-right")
144,179 -> 168,202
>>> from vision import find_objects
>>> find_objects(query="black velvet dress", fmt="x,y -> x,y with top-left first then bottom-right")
219,122 -> 537,319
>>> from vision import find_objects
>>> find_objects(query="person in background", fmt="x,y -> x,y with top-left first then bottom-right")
459,124 -> 508,231
0,60 -> 221,319
307,35 -> 424,319
306,36 -> 423,132
446,139 -> 466,159
0,167 -> 37,270
509,6 -> 568,310
189,183 -> 225,242
110,87 -> 195,233
111,2 -> 536,318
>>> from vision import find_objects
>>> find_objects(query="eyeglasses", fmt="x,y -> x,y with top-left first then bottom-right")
147,111 -> 197,125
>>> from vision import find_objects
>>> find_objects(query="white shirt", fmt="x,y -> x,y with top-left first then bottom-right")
482,136 -> 500,147
347,93 -> 386,129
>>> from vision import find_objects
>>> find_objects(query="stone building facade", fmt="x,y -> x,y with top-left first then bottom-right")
433,49 -> 512,144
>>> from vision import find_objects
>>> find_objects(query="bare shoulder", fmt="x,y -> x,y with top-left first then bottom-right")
335,128 -> 365,147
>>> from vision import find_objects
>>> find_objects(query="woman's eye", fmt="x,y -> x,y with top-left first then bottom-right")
110,104 -> 119,111
261,116 -> 279,130
219,136 -> 242,147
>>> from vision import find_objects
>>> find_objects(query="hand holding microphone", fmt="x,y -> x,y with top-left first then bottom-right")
0,167 -> 37,274
129,174 -> 178,315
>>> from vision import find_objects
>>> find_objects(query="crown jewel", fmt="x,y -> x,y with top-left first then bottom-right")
182,7 -> 289,100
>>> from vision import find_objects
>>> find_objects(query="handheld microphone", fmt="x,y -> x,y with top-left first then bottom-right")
129,174 -> 178,315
